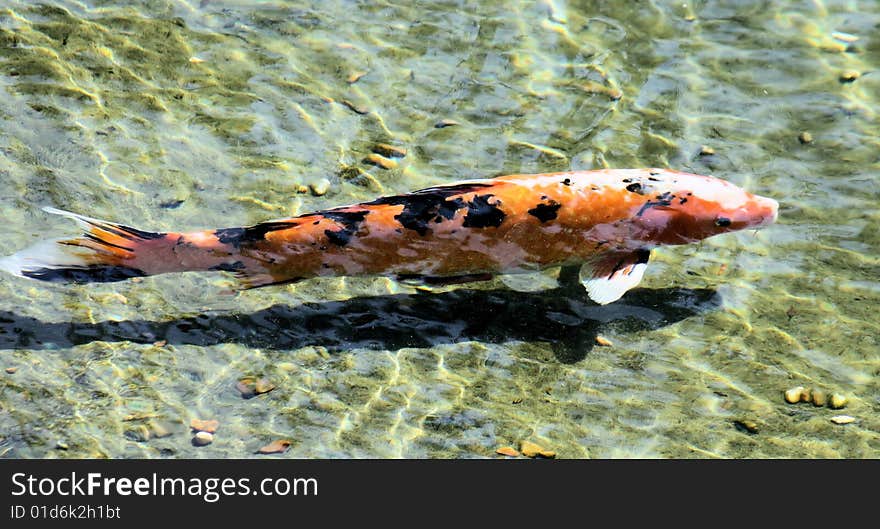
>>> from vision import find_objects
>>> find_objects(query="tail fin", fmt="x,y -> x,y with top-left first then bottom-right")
0,207 -> 167,283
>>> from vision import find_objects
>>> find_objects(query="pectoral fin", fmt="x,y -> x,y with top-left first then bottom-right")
579,249 -> 651,305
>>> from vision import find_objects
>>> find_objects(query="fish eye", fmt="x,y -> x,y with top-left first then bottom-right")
715,217 -> 731,227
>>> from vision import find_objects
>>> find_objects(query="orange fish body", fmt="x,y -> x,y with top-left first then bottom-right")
0,169 -> 778,304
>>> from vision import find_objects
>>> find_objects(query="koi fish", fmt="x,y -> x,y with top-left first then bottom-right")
0,169 -> 778,304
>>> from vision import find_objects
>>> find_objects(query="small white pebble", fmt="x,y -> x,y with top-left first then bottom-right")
830,394 -> 848,409
784,387 -> 803,404
310,178 -> 331,196
193,431 -> 214,446
830,415 -> 855,425
831,32 -> 859,43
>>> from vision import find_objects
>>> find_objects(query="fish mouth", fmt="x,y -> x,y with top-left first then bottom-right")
749,195 -> 779,227
763,197 -> 779,226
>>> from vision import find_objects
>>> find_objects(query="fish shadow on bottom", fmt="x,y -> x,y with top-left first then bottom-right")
0,279 -> 721,364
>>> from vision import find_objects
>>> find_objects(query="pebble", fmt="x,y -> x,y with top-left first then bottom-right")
193,431 -> 214,446
830,394 -> 848,409
152,340 -> 167,347
784,386 -> 804,404
55,441 -> 69,450
190,418 -> 219,433
340,99 -> 369,115
125,425 -> 151,442
236,380 -> 256,398
258,440 -> 291,454
237,377 -> 277,398
734,420 -> 759,434
579,81 -> 622,100
364,153 -> 397,170
495,446 -> 520,457
347,71 -> 367,84
5,367 -> 17,374
296,184 -> 309,194
798,131 -> 813,144
434,119 -> 460,128
150,421 -> 173,439
310,178 -> 331,196
255,378 -> 276,394
699,145 -> 715,156
799,387 -> 813,403
830,415 -> 855,425
595,336 -> 613,347
831,32 -> 859,43
520,440 -> 556,459
839,70 -> 860,83
810,389 -> 826,407
372,143 -> 407,158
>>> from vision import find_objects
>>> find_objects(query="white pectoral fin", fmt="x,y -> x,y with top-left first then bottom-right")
579,249 -> 651,305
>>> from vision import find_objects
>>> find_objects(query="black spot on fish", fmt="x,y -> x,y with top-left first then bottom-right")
463,194 -> 505,228
636,191 -> 674,217
648,176 -> 660,182
214,227 -> 244,245
528,200 -> 561,223
82,233 -> 134,252
216,221 -> 297,248
112,224 -> 165,240
562,178 -> 571,186
609,259 -> 625,277
210,261 -> 245,272
366,183 -> 491,236
321,210 -> 370,246
715,217 -> 731,227
174,236 -> 192,248
635,248 -> 651,264
323,230 -> 348,246
625,182 -> 644,194
22,265 -> 146,283
679,197 -> 688,205
622,178 -> 632,183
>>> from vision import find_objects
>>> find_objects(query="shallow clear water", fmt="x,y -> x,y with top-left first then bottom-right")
0,0 -> 877,458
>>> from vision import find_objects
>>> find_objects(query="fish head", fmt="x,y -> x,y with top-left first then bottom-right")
622,169 -> 778,245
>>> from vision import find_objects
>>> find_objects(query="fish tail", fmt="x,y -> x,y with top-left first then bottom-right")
0,207 -> 177,283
